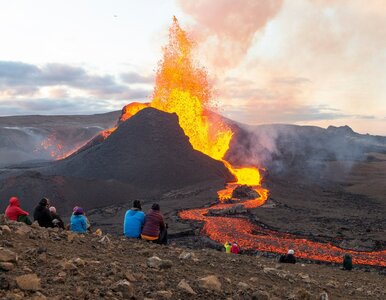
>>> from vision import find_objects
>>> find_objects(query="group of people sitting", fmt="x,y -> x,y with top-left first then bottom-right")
123,200 -> 167,244
3,196 -> 356,269
4,197 -> 168,244
4,196 -> 91,233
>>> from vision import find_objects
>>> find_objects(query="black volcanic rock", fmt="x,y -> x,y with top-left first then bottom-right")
46,107 -> 234,192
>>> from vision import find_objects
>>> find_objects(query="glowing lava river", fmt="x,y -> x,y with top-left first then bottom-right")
178,184 -> 386,267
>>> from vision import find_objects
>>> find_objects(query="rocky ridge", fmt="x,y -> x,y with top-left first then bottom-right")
0,215 -> 385,299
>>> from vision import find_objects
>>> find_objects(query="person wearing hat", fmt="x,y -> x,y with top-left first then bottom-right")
33,198 -> 53,228
49,206 -> 65,229
224,241 -> 232,254
141,203 -> 167,244
124,200 -> 145,238
279,249 -> 297,264
70,206 -> 88,233
231,241 -> 241,254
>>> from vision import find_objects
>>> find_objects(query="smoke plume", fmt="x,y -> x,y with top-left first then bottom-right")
177,0 -> 284,69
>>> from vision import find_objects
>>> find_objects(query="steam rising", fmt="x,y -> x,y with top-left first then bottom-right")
177,0 -> 284,68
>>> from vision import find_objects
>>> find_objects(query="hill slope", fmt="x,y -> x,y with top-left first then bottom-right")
0,219 -> 385,299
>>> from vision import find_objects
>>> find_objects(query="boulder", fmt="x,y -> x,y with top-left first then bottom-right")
232,185 -> 259,199
178,251 -> 196,260
177,279 -> 196,295
15,274 -> 41,291
0,248 -> 17,262
155,290 -> 173,299
198,275 -> 221,292
237,282 -> 250,290
72,257 -> 86,267
1,225 -> 11,235
297,273 -> 312,283
112,280 -> 135,298
147,256 -> 172,269
0,262 -> 14,271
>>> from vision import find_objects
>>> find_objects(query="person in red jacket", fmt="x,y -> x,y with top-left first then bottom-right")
231,241 -> 240,254
141,203 -> 167,245
4,196 -> 32,225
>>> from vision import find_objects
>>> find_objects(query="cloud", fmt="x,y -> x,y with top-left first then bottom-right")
0,61 -> 152,114
223,102 -> 348,124
120,72 -> 154,84
177,0 -> 284,68
0,97 -> 131,116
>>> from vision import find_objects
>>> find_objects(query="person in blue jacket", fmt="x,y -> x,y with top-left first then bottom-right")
124,200 -> 145,238
70,206 -> 88,233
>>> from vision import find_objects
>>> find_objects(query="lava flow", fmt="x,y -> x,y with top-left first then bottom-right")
179,196 -> 386,267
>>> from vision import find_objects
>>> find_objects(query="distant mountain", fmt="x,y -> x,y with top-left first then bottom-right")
225,122 -> 386,179
0,111 -> 120,166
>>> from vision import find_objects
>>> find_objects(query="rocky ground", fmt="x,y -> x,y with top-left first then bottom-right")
0,216 -> 385,299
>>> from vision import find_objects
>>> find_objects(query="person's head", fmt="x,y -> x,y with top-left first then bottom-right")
73,206 -> 84,215
133,200 -> 142,210
9,196 -> 20,206
151,203 -> 160,211
344,254 -> 351,260
49,206 -> 57,214
233,241 -> 237,245
288,249 -> 295,255
39,198 -> 50,207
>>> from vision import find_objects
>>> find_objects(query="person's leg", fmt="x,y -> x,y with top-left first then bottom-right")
17,215 -> 32,225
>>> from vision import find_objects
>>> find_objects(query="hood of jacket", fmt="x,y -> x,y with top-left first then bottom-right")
9,197 -> 20,207
127,208 -> 142,216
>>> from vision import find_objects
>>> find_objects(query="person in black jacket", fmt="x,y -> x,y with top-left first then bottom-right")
49,206 -> 65,229
33,198 -> 53,228
342,254 -> 353,270
279,249 -> 297,264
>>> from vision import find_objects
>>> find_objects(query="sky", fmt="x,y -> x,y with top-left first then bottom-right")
0,0 -> 385,135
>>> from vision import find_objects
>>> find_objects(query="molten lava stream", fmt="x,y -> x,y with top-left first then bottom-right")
179,193 -> 386,267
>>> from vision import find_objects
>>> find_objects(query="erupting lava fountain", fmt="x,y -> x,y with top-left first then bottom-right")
102,16 -> 269,201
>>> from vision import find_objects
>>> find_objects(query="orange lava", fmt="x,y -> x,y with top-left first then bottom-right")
119,102 -> 150,124
36,134 -> 74,159
179,195 -> 386,267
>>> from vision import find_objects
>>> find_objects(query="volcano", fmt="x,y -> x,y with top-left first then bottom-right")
0,108 -> 233,214
47,107 -> 233,188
